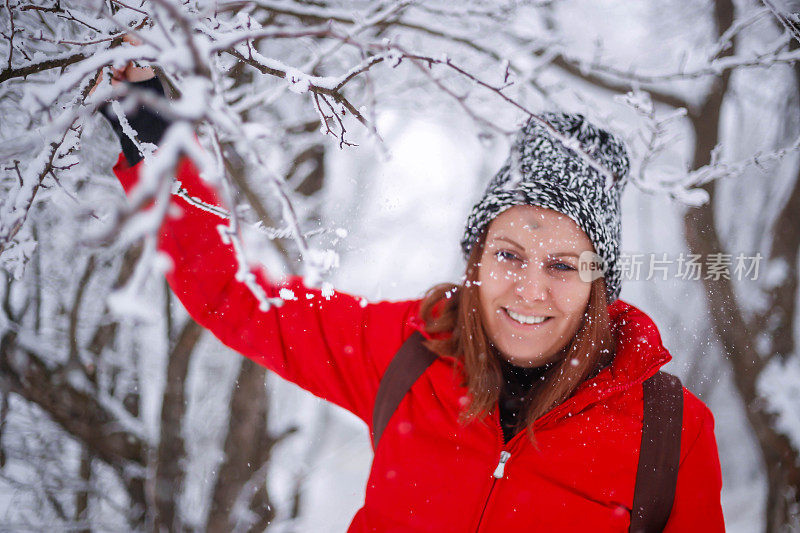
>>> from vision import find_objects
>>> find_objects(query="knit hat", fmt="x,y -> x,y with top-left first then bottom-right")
461,112 -> 630,303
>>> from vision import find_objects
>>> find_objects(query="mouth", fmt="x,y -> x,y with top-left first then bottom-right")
503,308 -> 553,326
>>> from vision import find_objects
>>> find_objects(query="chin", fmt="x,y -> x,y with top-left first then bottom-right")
496,345 -> 553,367
503,357 -> 541,368
505,354 -> 552,368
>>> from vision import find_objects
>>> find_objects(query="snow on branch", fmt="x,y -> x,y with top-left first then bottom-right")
685,134 -> 800,191
365,42 -> 621,188
0,114 -> 81,257
564,29 -> 800,84
618,88 -> 800,205
614,90 -> 702,203
2,0 -> 795,287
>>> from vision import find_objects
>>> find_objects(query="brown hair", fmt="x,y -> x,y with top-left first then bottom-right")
420,230 -> 616,444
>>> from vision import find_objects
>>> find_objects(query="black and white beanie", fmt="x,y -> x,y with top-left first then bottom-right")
461,112 -> 630,303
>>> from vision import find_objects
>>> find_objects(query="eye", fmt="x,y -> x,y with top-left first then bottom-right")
551,261 -> 576,272
495,250 -> 521,263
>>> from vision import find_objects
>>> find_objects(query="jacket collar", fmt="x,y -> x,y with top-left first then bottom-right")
600,299 -> 673,390
409,298 -> 672,424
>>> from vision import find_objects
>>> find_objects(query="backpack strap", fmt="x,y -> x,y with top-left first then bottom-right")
630,371 -> 684,533
372,331 -> 437,451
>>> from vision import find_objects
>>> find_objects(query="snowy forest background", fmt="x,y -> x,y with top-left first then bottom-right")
1,0 -> 799,531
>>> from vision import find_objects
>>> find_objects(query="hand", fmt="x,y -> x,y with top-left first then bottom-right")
89,35 -> 155,96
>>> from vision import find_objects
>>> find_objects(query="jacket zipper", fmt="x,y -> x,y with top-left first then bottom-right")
492,451 -> 511,478
474,407 -> 519,532
473,392 -> 597,531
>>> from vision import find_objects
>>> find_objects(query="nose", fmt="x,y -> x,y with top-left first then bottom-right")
514,263 -> 548,302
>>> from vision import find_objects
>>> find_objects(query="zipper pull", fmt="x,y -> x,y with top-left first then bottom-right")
492,451 -> 511,479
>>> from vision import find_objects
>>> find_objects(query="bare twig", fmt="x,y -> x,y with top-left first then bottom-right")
5,0 -> 15,72
67,255 -> 96,373
381,44 -> 621,186
24,29 -> 120,46
0,51 -> 86,83
567,36 -> 799,84
108,0 -> 148,16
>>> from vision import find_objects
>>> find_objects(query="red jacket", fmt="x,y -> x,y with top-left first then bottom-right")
114,154 -> 725,532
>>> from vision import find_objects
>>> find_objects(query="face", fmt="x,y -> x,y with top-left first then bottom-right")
476,205 -> 594,368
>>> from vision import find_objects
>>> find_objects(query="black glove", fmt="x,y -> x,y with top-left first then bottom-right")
101,77 -> 170,167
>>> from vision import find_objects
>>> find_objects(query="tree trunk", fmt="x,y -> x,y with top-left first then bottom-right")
153,317 -> 204,531
681,2 -> 800,530
206,359 -> 275,532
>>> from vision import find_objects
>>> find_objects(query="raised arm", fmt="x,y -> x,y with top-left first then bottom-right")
103,77 -> 422,430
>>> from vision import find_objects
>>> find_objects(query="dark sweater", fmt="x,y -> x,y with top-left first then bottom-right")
498,358 -> 552,443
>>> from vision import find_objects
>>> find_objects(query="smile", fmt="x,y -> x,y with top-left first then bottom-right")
504,308 -> 552,325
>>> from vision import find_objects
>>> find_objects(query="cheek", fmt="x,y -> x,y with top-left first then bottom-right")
478,264 -> 514,300
476,272 -> 492,310
553,282 -> 591,318
477,269 -> 506,322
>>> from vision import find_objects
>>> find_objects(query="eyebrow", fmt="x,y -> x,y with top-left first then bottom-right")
495,236 -> 525,250
493,236 -> 581,258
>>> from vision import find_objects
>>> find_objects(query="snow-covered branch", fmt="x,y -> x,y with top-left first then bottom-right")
565,31 -> 799,84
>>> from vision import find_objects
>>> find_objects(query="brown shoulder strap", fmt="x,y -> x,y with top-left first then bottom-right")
630,371 -> 683,533
372,331 -> 437,451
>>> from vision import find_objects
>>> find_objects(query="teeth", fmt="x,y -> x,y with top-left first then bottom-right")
506,309 -> 549,325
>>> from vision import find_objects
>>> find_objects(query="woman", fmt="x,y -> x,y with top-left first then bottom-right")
101,64 -> 724,532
